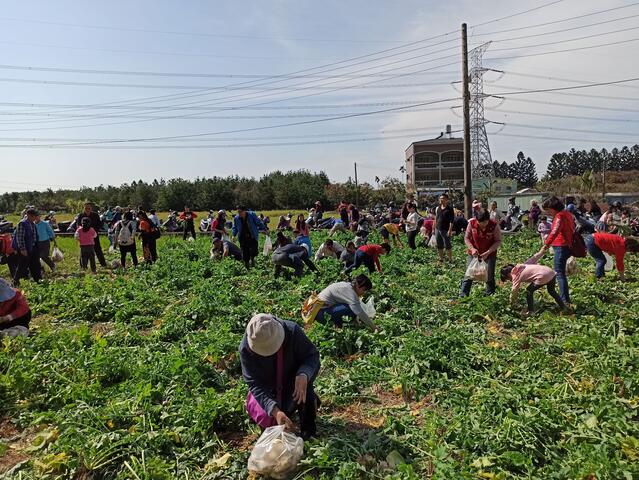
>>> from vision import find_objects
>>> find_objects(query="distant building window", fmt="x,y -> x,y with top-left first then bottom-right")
414,152 -> 439,169
441,151 -> 463,168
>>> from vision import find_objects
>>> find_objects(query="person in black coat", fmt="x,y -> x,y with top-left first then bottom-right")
240,314 -> 320,439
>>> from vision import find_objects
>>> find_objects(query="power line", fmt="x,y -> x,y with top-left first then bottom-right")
486,13 -> 639,44
0,16 -> 407,44
0,124 -> 463,143
471,2 -> 639,37
492,131 -> 638,145
0,76 -> 457,91
490,77 -> 639,96
0,57 -> 461,131
0,96 -> 462,147
486,36 -> 639,61
496,121 -> 639,137
500,97 -> 639,113
493,69 -> 639,91
0,130 -> 463,150
486,108 -> 639,123
490,25 -> 639,52
472,0 -> 567,28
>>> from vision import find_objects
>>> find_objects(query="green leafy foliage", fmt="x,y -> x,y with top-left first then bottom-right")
0,230 -> 638,479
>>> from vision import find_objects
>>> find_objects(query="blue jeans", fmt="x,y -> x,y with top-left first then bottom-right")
344,250 -> 374,274
553,245 -> 571,304
317,304 -> 355,327
585,234 -> 606,278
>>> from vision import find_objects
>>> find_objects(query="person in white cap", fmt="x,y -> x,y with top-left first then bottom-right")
240,314 -> 320,440
0,278 -> 31,336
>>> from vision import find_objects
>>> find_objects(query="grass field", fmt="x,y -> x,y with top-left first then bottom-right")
0,230 -> 638,479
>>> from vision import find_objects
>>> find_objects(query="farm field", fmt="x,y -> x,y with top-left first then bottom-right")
0,230 -> 638,479
3,211 -> 311,226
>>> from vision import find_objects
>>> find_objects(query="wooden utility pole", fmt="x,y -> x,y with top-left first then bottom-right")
354,162 -> 359,208
461,23 -> 472,219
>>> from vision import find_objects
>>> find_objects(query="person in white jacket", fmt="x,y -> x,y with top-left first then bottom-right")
315,239 -> 345,261
316,275 -> 376,330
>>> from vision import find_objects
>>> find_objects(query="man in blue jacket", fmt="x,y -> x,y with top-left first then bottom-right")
240,314 -> 320,439
11,208 -> 41,286
232,205 -> 267,269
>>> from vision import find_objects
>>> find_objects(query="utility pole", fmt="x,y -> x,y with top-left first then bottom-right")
602,156 -> 607,201
354,162 -> 359,208
462,23 -> 472,219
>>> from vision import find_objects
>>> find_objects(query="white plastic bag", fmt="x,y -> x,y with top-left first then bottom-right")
603,252 -> 614,272
51,247 -> 64,263
248,425 -> 303,479
263,236 -> 273,256
187,235 -> 195,242
465,257 -> 487,282
428,234 -> 437,248
566,256 -> 579,276
360,296 -> 376,320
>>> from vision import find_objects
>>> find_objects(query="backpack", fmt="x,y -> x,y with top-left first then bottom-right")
570,231 -> 587,258
117,221 -> 135,246
149,223 -> 161,240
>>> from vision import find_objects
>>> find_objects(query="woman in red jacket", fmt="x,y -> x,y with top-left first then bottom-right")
539,196 -> 574,305
585,232 -> 639,280
460,209 -> 501,297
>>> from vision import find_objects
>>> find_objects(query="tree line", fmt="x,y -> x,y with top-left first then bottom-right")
544,145 -> 639,180
0,170 -> 408,214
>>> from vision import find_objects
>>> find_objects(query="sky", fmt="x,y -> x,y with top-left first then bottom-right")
0,0 -> 638,192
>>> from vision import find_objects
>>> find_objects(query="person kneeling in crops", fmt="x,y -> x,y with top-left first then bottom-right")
460,209 -> 501,297
0,278 -> 31,337
500,252 -> 570,314
343,243 -> 390,275
241,314 -> 320,440
316,274 -> 376,331
211,237 -> 243,261
272,243 -> 318,278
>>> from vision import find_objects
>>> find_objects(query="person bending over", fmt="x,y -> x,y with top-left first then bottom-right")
240,314 -> 320,440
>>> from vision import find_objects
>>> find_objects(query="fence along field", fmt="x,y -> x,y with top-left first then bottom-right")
0,229 -> 638,479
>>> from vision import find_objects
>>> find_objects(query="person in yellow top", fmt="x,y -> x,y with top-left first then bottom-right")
379,223 -> 403,248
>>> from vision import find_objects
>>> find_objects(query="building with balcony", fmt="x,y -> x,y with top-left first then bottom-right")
405,136 -> 464,192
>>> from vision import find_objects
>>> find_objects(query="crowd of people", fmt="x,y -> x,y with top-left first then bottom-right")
1,193 -> 638,439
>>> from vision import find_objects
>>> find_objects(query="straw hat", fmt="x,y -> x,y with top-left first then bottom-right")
246,314 -> 285,357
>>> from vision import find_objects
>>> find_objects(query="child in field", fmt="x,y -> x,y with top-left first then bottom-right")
500,251 -> 569,314
75,217 -> 97,273
537,215 -> 551,243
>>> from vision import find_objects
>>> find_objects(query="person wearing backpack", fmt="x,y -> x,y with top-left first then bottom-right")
538,196 -> 575,305
138,210 -> 159,263
114,211 -> 138,268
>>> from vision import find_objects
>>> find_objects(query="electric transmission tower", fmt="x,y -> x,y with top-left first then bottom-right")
469,42 -> 494,179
